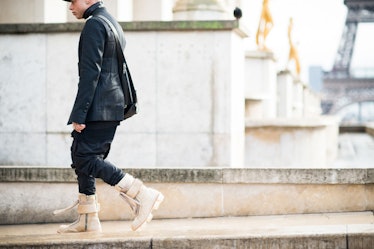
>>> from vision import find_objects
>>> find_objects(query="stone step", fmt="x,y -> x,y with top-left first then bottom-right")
0,212 -> 373,249
1,167 -> 373,225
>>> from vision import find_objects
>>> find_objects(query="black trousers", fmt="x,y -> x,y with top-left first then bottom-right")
70,121 -> 125,195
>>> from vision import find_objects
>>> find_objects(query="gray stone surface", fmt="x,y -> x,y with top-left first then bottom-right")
1,167 -> 372,184
0,212 -> 373,249
0,21 -> 246,167
0,20 -> 242,34
334,133 -> 374,168
1,167 -> 372,224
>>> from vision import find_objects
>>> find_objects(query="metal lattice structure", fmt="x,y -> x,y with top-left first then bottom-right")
322,0 -> 374,114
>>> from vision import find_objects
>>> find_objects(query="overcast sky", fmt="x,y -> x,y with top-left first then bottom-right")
242,0 -> 374,81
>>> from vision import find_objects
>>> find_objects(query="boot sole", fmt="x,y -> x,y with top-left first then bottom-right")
132,192 -> 164,231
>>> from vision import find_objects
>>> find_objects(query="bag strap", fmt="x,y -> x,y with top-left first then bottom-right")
95,15 -> 136,105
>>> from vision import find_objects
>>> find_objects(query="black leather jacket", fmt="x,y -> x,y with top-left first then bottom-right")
68,2 -> 126,124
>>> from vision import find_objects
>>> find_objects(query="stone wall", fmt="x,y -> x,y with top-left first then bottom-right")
245,117 -> 339,167
366,123 -> 374,137
1,167 -> 373,224
0,21 -> 246,167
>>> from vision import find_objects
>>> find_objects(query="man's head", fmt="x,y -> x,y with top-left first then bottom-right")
63,0 -> 100,19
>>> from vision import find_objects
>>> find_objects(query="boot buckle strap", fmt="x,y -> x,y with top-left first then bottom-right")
53,199 -> 100,215
53,200 -> 79,215
126,179 -> 143,198
77,203 -> 100,214
119,192 -> 140,215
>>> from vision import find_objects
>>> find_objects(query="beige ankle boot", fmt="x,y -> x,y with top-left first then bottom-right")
53,194 -> 102,233
116,178 -> 164,231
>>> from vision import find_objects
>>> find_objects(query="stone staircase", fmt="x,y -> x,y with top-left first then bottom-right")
1,212 -> 373,249
0,167 -> 373,248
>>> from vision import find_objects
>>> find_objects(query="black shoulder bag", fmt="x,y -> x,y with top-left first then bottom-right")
96,15 -> 138,120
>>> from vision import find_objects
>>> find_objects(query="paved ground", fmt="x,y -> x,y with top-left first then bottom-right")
333,133 -> 374,168
1,133 -> 373,248
0,212 -> 373,248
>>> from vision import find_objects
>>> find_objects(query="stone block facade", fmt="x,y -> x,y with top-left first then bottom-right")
0,21 -> 246,167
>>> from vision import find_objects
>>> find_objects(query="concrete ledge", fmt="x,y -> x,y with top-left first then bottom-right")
246,117 -> 337,128
0,213 -> 373,249
0,234 -> 350,249
1,167 -> 373,184
366,123 -> 374,137
245,117 -> 339,168
1,167 -> 373,224
340,125 -> 366,133
0,20 -> 242,34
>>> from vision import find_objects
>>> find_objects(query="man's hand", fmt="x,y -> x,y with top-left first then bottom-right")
73,122 -> 86,133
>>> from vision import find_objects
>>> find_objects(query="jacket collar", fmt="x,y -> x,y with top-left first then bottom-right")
83,1 -> 103,19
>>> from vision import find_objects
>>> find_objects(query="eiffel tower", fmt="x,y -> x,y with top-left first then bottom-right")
322,0 -> 374,117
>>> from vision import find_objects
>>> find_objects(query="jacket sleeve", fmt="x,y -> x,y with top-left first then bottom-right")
68,18 -> 106,125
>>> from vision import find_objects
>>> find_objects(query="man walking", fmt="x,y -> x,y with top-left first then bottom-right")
55,0 -> 164,233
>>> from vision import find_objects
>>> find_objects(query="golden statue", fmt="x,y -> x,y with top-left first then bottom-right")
256,0 -> 273,51
286,17 -> 301,76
